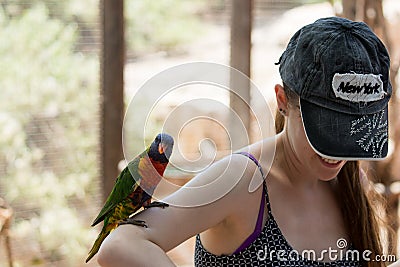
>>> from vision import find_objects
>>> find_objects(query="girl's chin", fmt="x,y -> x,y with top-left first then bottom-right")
318,175 -> 339,182
315,155 -> 346,180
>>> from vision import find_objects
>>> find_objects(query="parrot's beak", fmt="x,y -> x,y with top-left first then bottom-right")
158,143 -> 167,154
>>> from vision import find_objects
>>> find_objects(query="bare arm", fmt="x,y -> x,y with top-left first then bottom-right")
98,225 -> 177,267
97,154 -> 262,267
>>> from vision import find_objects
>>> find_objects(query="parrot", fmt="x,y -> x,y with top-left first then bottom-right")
86,133 -> 174,263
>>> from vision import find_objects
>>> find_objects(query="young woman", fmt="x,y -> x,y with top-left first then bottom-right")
96,17 -> 398,267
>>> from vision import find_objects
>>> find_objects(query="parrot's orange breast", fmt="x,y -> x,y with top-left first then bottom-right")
138,156 -> 168,191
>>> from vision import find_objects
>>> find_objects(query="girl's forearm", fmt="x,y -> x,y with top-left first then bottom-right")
97,227 -> 176,267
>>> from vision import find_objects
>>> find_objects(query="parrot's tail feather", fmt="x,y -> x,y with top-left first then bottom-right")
86,229 -> 110,263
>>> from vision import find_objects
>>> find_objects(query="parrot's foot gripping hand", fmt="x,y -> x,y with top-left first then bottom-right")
118,219 -> 148,228
144,201 -> 169,209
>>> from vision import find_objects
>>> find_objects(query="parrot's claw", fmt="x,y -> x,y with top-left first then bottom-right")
144,201 -> 169,209
118,219 -> 148,228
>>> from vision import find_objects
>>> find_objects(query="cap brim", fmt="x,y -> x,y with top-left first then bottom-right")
300,99 -> 389,160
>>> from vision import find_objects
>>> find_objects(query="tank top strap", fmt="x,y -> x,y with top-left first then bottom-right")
234,152 -> 272,215
262,178 -> 272,215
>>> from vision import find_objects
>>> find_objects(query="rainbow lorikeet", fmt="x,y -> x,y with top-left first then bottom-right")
86,133 -> 174,263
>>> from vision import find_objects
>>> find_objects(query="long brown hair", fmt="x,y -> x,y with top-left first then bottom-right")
275,85 -> 391,267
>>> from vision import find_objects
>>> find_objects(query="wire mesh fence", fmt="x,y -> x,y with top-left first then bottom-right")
0,1 -> 102,266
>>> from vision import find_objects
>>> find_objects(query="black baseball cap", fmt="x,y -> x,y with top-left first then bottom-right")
277,17 -> 391,160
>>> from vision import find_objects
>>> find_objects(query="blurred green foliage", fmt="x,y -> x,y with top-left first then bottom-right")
0,2 -> 99,266
126,0 -> 205,57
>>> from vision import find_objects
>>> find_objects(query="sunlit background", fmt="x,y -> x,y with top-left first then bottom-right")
0,0 -> 400,266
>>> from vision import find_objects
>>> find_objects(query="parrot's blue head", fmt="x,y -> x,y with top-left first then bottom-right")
149,133 -> 174,163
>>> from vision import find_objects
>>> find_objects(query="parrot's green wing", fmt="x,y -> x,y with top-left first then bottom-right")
91,152 -> 146,227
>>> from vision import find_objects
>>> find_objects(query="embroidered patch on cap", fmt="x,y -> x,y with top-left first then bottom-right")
350,110 -> 387,158
332,73 -> 385,102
